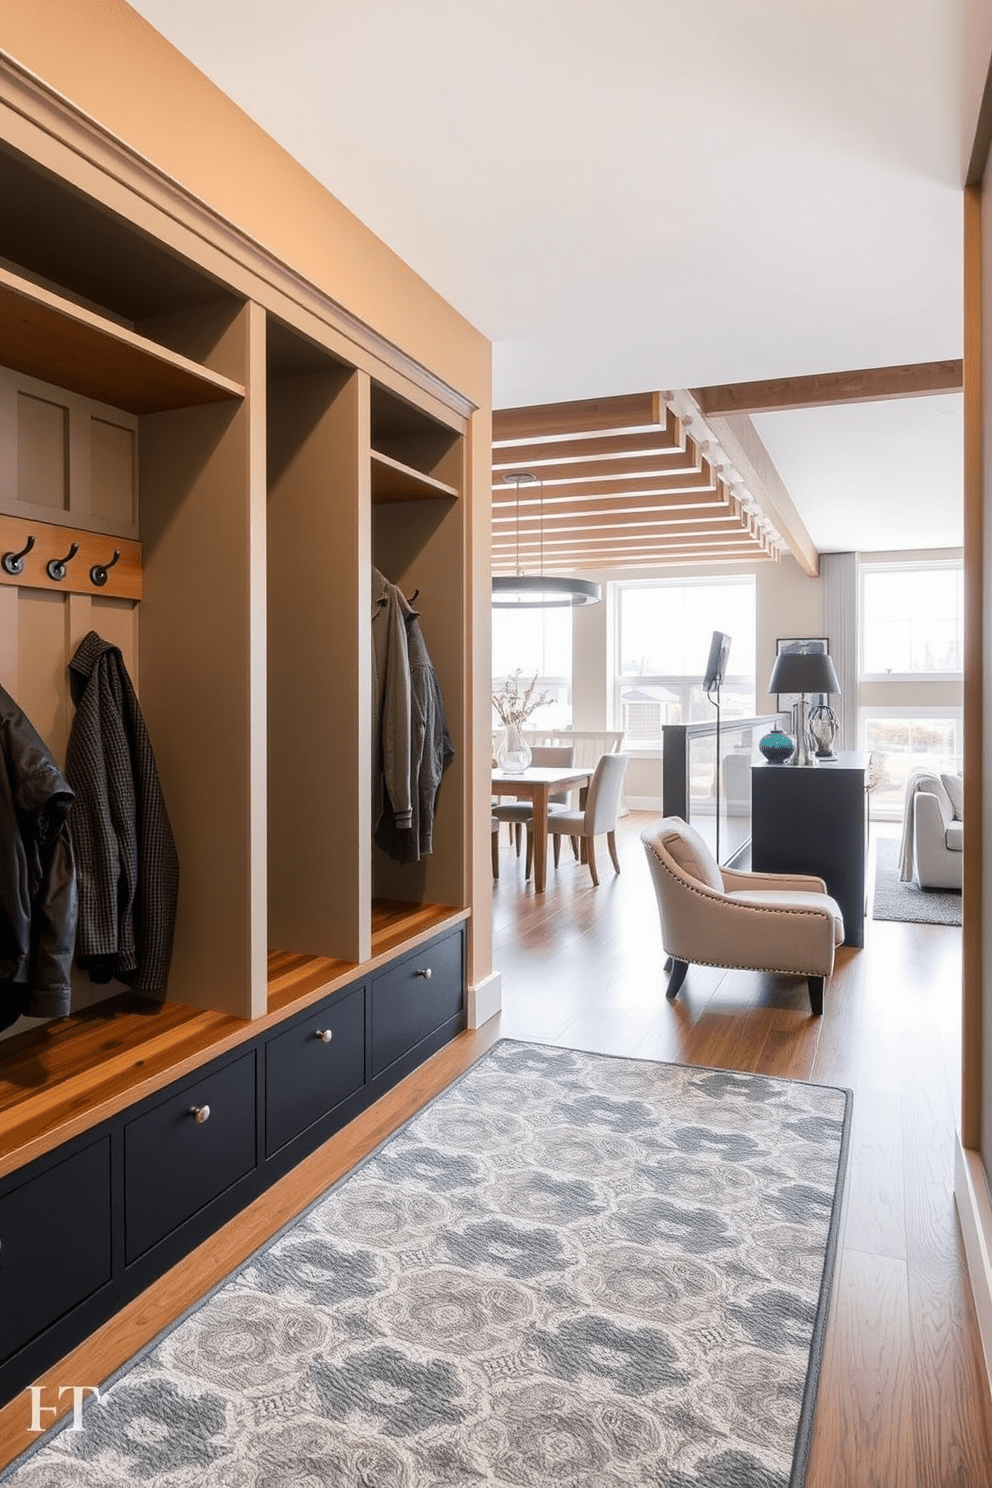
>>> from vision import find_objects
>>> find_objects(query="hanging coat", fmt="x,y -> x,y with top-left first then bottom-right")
65,631 -> 179,995
374,594 -> 455,864
371,566 -> 413,833
0,685 -> 77,1030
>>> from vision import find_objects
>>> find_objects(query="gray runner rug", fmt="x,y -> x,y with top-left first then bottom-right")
872,834 -> 962,926
4,1040 -> 851,1488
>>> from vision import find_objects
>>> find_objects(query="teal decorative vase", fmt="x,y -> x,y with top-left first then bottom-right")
759,728 -> 795,764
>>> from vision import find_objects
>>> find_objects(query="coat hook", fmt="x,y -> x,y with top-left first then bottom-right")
90,550 -> 121,587
1,535 -> 36,576
46,542 -> 79,582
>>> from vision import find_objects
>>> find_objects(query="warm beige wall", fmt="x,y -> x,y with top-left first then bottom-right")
755,556 -> 825,712
1,0 -> 490,406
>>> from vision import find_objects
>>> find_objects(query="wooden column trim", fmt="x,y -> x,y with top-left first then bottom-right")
962,181 -> 984,1151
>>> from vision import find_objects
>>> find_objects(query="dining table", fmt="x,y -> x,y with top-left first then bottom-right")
491,764 -> 593,892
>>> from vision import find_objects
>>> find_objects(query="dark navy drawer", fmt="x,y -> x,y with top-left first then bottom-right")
0,1138 -> 111,1363
265,981 -> 366,1156
371,930 -> 464,1078
124,1051 -> 257,1263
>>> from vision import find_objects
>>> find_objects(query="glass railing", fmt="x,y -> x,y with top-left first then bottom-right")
662,716 -> 784,865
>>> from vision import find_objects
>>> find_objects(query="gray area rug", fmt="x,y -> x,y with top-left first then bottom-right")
4,1041 -> 851,1488
872,835 -> 962,926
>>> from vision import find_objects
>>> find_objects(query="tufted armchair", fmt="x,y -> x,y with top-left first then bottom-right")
640,816 -> 845,1016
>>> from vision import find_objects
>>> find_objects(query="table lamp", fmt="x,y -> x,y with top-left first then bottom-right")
767,650 -> 841,766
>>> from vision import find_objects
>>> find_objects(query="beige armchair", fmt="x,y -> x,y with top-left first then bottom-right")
640,816 -> 844,1015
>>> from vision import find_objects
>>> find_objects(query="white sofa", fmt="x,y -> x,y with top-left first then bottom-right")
898,770 -> 963,890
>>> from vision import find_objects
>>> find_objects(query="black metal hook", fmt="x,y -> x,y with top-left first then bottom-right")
46,542 -> 79,582
1,535 -> 35,576
90,550 -> 121,588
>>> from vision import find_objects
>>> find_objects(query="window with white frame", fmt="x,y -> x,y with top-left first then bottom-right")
858,558 -> 963,818
861,708 -> 962,816
861,560 -> 963,678
491,603 -> 572,730
614,575 -> 756,747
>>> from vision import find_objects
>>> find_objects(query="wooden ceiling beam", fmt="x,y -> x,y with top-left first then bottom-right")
493,445 -> 700,486
491,415 -> 683,467
493,493 -> 729,522
495,531 -> 773,559
493,520 -> 751,549
492,391 -> 665,442
698,409 -> 818,576
492,465 -> 719,505
692,360 -> 963,417
493,546 -> 776,572
493,517 -> 743,543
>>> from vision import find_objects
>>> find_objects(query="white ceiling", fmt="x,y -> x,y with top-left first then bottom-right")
128,0 -> 991,555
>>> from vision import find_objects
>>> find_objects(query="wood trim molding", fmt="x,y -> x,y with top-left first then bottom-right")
955,1139 -> 992,1395
0,50 -> 475,424
692,406 -> 819,577
962,182 -> 984,1150
692,361 -> 963,417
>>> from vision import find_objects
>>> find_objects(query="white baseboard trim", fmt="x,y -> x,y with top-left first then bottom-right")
467,970 -> 502,1029
955,1136 -> 992,1395
626,796 -> 663,812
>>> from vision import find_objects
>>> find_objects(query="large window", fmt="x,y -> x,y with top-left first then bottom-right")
861,561 -> 963,678
614,576 -> 756,746
862,709 -> 962,816
858,559 -> 963,818
491,604 -> 572,730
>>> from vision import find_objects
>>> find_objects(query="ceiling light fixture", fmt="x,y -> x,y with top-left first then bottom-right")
491,472 -> 602,608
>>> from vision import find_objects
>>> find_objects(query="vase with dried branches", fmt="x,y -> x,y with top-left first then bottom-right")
492,670 -> 553,773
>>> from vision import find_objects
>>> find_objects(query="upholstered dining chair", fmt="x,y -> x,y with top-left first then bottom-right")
537,751 -> 629,885
640,816 -> 844,1015
493,744 -> 574,857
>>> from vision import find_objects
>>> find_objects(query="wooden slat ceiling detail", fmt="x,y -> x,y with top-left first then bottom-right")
492,393 -> 780,573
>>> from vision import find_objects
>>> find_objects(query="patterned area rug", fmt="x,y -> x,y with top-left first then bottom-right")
4,1041 -> 851,1488
872,835 -> 962,926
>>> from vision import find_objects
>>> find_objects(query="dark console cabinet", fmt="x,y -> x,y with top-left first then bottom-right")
751,751 -> 869,948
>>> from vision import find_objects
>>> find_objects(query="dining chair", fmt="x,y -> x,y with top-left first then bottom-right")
538,752 -> 629,885
493,744 -> 574,858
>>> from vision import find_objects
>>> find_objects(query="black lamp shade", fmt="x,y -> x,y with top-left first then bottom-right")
768,651 -> 841,695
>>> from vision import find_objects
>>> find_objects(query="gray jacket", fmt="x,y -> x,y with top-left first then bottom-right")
374,605 -> 455,863
371,567 -> 413,832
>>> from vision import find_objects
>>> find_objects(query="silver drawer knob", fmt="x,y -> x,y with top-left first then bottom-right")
415,967 -> 432,980
315,1028 -> 333,1043
190,1104 -> 211,1124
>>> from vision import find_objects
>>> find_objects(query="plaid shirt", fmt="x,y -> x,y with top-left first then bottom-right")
66,631 -> 179,995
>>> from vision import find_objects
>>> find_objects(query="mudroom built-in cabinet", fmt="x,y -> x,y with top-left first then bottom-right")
0,35 -> 486,1417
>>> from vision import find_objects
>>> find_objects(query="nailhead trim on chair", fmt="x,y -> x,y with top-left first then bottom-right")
643,838 -> 836,979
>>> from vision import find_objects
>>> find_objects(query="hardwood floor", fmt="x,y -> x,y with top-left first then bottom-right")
2,809 -> 989,1481
492,809 -> 992,1485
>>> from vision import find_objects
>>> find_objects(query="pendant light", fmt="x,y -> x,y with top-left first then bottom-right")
492,472 -> 601,608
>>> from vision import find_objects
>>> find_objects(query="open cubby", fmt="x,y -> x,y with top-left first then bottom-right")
0,57 -> 478,1410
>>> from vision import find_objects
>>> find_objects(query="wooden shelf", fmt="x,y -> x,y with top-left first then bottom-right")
371,448 -> 459,502
0,267 -> 245,414
0,903 -> 467,1180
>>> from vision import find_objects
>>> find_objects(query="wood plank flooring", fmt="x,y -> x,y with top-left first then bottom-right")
2,810 -> 990,1482
492,810 -> 992,1485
